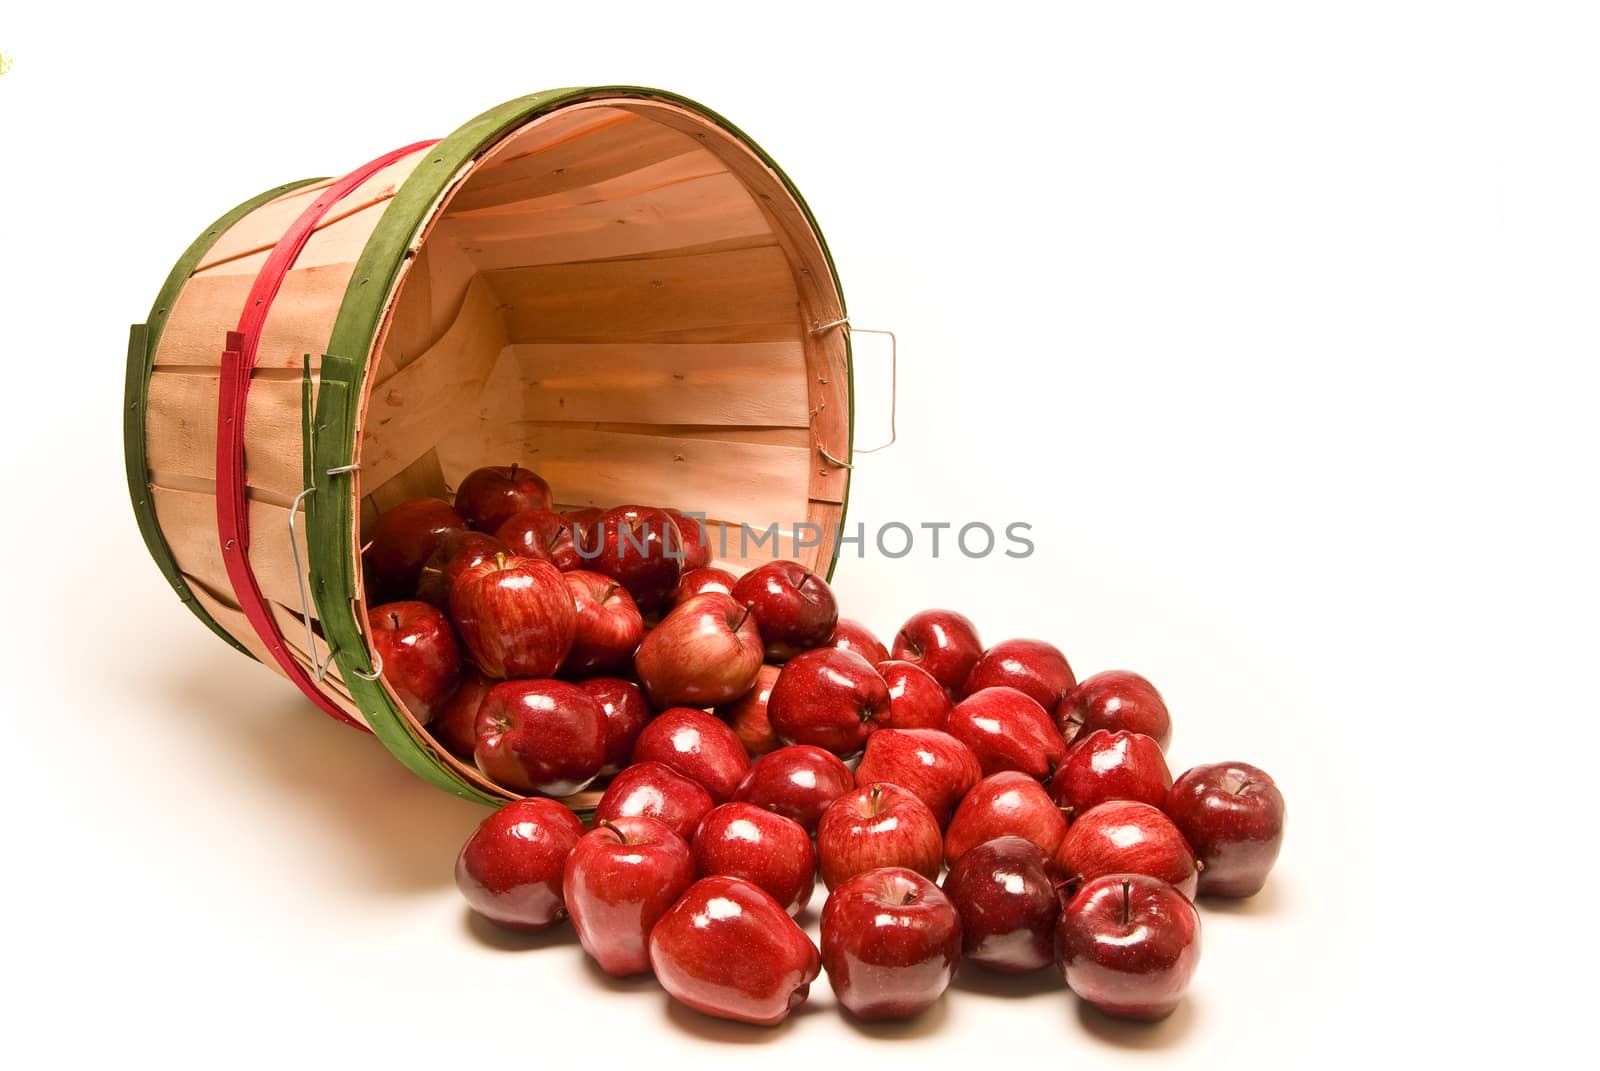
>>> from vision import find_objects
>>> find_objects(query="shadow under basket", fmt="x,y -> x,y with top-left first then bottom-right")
124,87 -> 856,809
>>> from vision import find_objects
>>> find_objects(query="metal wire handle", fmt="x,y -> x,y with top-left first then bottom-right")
810,317 -> 897,469
287,463 -> 384,683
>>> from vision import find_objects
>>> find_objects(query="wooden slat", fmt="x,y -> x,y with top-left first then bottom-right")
448,148 -> 728,221
185,180 -> 336,272
145,369 -> 312,502
372,236 -> 480,383
158,262 -> 353,371
364,449 -> 448,528
153,485 -> 314,614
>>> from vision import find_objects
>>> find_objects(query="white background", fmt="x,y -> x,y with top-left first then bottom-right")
2,2 -> 1595,1066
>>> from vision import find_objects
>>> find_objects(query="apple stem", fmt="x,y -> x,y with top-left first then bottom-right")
732,602 -> 754,633
597,819 -> 628,844
901,888 -> 919,906
508,462 -> 519,478
388,612 -> 400,629
866,782 -> 883,815
494,551 -> 507,569
1120,879 -> 1131,926
601,582 -> 619,602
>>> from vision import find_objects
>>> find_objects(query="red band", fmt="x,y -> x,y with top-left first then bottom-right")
216,140 -> 439,730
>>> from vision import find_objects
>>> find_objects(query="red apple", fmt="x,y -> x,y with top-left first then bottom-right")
430,664 -> 492,759
631,707 -> 750,803
714,663 -> 781,757
671,566 -> 738,606
474,680 -> 606,797
564,507 -> 605,562
1058,670 -> 1172,751
564,816 -> 694,976
648,875 -> 820,1026
731,561 -> 839,662
944,771 -> 1070,865
449,554 -> 575,679
594,505 -> 683,613
963,638 -> 1077,710
821,867 -> 961,1020
593,761 -> 713,841
454,798 -> 585,932
496,509 -> 581,571
1056,874 -> 1201,1020
1164,762 -> 1285,898
574,676 -> 652,776
691,803 -> 815,916
853,728 -> 982,826
415,530 -> 508,609
1055,801 -> 1200,899
454,463 -> 553,533
766,648 -> 891,757
367,600 -> 461,723
947,686 -> 1067,779
731,745 -> 855,834
365,497 -> 467,603
664,508 -> 712,571
560,571 -> 643,677
816,783 -> 943,890
941,837 -> 1059,973
1050,729 -> 1172,817
829,618 -> 889,665
877,659 -> 952,730
891,609 -> 983,696
634,593 -> 763,709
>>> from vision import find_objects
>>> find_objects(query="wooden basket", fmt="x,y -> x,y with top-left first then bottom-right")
124,87 -> 853,808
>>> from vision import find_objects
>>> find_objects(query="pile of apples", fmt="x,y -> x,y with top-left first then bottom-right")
363,462 -> 1287,1028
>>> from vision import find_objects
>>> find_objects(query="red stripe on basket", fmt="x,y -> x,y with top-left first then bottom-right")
216,140 -> 439,730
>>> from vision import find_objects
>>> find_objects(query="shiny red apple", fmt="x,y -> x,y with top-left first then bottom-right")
367,600 -> 460,723
766,648 -> 891,757
947,686 -> 1067,779
365,497 -> 467,603
941,836 -> 1059,973
496,509 -> 580,571
454,463 -> 552,533
829,618 -> 889,664
670,565 -> 738,606
1164,762 -> 1285,898
1056,874 -> 1201,1020
1050,729 -> 1172,817
944,771 -> 1069,865
1058,670 -> 1172,751
731,561 -> 839,662
691,803 -> 815,916
473,680 -> 606,796
821,867 -> 961,1020
1055,800 -> 1200,899
731,745 -> 855,834
449,553 -> 575,679
593,761 -> 713,841
561,570 -> 643,677
415,530 -> 508,609
715,663 -> 781,757
455,798 -> 585,932
816,783 -> 943,890
877,659 -> 952,730
631,707 -> 750,802
664,508 -> 712,571
634,592 -> 763,709
962,638 -> 1076,710
853,728 -> 982,826
648,876 -> 820,1026
430,664 -> 492,759
564,816 -> 694,976
574,676 -> 652,776
891,609 -> 983,696
594,505 -> 682,613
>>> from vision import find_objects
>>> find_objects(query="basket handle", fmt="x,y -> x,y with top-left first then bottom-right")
811,317 -> 897,468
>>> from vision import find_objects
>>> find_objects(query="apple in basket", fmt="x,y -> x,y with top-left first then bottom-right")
453,463 -> 553,533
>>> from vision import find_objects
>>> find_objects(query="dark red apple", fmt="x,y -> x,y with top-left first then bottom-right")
962,638 -> 1076,710
560,570 -> 643,677
365,497 -> 467,603
496,509 -> 581,571
821,867 -> 961,1020
449,554 -> 575,679
766,648 -> 891,757
714,663 -> 781,757
631,707 -> 750,803
1164,762 -> 1285,898
854,728 -> 982,826
1050,729 -> 1172,817
454,463 -> 553,533
575,676 -> 652,776
474,680 -> 606,797
430,664 -> 492,759
691,803 -> 815,916
564,507 -> 605,562
593,761 -> 713,841
941,837 -> 1059,973
816,783 -> 943,890
671,566 -> 738,606
731,745 -> 855,834
648,875 -> 821,1026
731,561 -> 839,662
367,600 -> 461,723
944,771 -> 1069,865
1056,874 -> 1201,1020
594,505 -> 682,613
947,686 -> 1067,779
634,592 -> 763,709
1055,801 -> 1200,899
455,798 -> 585,932
564,816 -> 694,976
877,659 -> 952,730
664,508 -> 712,571
415,530 -> 508,609
891,609 -> 983,696
1058,670 -> 1172,751
829,618 -> 889,665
